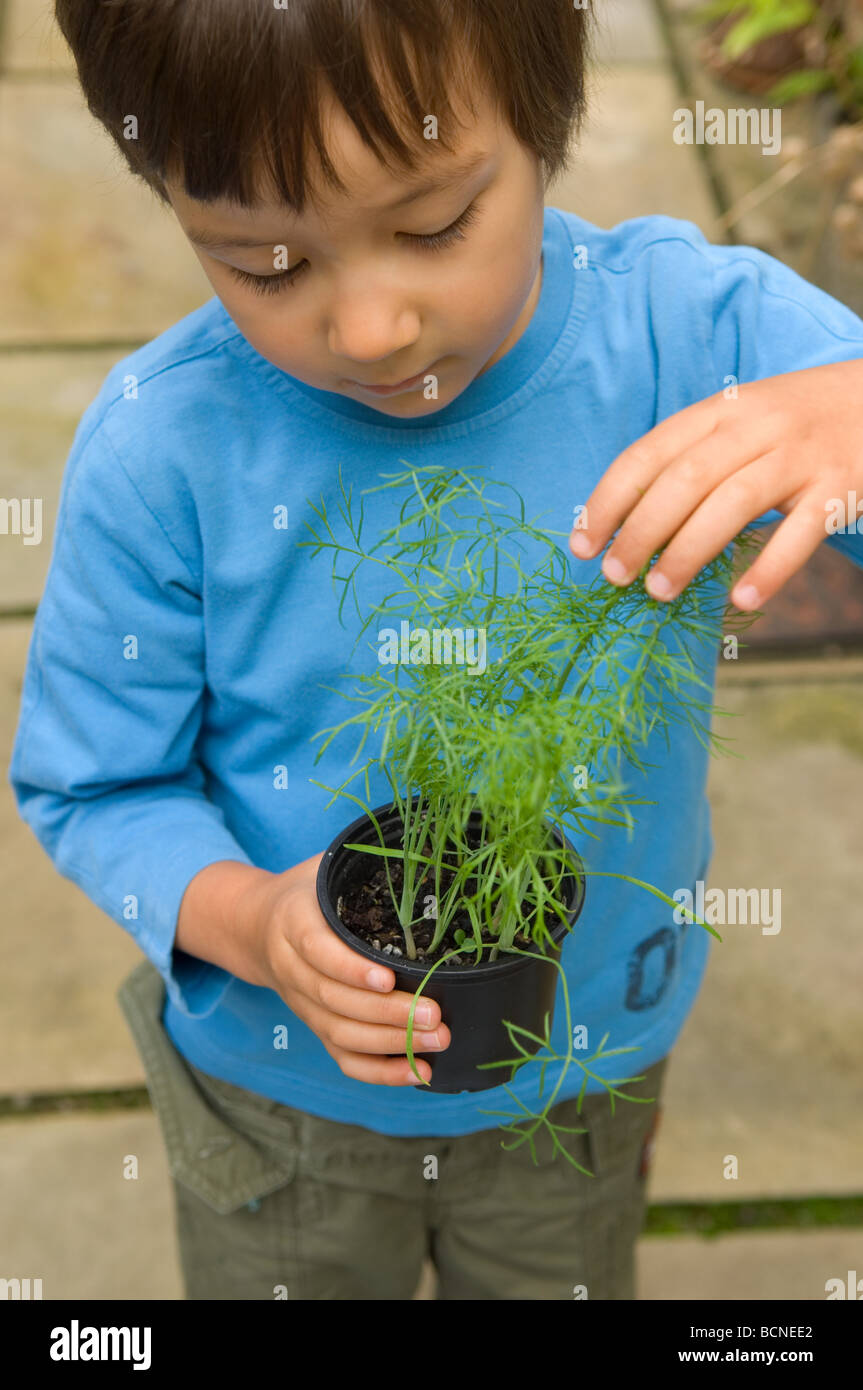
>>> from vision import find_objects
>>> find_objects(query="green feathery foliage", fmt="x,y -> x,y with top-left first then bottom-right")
301,462 -> 763,1170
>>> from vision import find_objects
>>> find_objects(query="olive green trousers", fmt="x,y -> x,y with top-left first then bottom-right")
118,960 -> 667,1301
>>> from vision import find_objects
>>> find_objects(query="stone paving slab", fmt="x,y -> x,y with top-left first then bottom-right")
0,81 -> 211,346
637,1227 -> 863,1300
0,350 -> 122,609
593,0 -> 667,66
718,651 -> 863,685
4,0 -> 77,74
0,620 -> 147,1093
650,664 -> 863,1201
0,1109 -> 433,1300
0,1015 -> 844,1308
0,1112 -> 183,1300
0,1108 -> 858,1300
555,65 -> 716,230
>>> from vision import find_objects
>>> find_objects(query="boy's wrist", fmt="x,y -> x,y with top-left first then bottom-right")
175,860 -> 278,990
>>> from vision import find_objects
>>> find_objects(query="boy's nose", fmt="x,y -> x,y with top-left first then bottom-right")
327,297 -> 421,369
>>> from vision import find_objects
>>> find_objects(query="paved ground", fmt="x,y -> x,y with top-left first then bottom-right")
1,1106 -> 859,1300
1,0 -> 861,1301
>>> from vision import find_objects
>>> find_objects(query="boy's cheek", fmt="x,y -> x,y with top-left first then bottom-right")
223,305 -> 322,378
457,237 -> 539,331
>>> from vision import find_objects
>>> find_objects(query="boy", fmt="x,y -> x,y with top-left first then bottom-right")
9,0 -> 863,1300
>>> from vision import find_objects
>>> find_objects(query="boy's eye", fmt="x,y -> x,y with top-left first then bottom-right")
404,199 -> 481,250
228,261 -> 308,296
226,200 -> 481,296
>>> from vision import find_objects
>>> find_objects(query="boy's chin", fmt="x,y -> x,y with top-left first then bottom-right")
362,392 -> 456,418
342,380 -> 464,418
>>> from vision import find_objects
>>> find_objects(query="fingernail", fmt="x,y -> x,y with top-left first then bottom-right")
646,570 -> 673,599
733,583 -> 760,609
418,1031 -> 442,1048
570,532 -> 593,558
415,1005 -> 434,1026
366,968 -> 391,989
602,555 -> 629,584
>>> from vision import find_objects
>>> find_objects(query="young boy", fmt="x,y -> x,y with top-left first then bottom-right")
9,0 -> 863,1300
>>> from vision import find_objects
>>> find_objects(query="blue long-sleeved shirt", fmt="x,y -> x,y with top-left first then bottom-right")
9,207 -> 863,1134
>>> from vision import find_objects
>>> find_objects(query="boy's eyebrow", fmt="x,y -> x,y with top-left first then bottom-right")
185,150 -> 490,251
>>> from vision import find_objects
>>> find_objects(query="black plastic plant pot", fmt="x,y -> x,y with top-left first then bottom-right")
316,800 -> 587,1094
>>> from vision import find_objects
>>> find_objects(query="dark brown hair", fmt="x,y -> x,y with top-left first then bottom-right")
54,0 -> 594,210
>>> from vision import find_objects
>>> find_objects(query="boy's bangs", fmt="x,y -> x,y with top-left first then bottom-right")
55,0 -> 593,210
63,0 -> 485,210
169,0 -> 479,209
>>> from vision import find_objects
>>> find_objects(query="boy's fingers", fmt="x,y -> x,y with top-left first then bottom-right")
596,417 -> 783,584
276,856 -> 400,994
321,976 -> 442,1031
289,908 -> 397,992
571,393 -> 726,555
280,939 -> 441,1029
729,495 -> 828,609
326,1045 -> 434,1087
639,453 -> 789,601
302,996 -> 450,1056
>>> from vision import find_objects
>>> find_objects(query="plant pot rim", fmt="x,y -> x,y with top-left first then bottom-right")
316,798 -> 587,981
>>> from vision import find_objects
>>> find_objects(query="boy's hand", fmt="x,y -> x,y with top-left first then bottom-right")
248,854 -> 450,1086
569,359 -> 863,611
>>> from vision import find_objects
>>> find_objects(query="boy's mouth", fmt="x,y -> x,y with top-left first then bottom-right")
348,360 -> 439,396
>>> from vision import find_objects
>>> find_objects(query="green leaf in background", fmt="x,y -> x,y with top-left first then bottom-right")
723,2 -> 816,62
691,0 -> 750,23
767,68 -> 835,103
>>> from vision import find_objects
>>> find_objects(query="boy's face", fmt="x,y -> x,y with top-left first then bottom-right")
165,80 -> 546,418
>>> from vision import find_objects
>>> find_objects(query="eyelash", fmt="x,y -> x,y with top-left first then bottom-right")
227,201 -> 481,296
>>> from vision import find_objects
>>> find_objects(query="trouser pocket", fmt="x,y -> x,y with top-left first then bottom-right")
117,962 -> 428,1299
116,959 -> 296,1215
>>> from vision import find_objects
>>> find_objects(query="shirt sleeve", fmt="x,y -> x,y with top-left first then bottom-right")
7,415 -> 255,1018
707,240 -> 863,570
